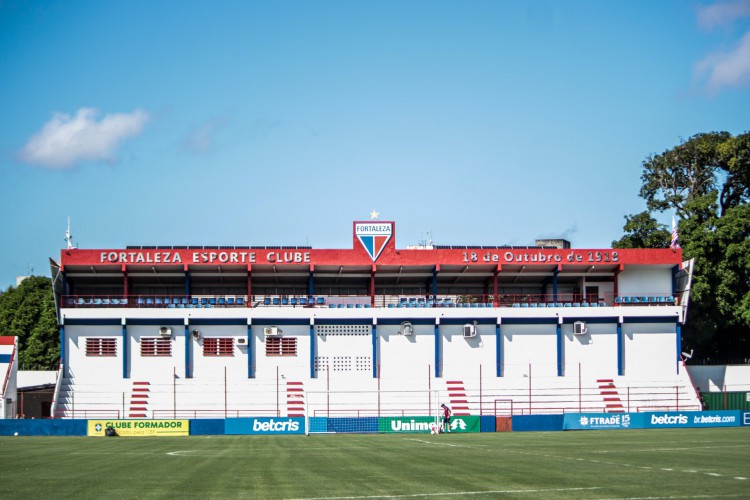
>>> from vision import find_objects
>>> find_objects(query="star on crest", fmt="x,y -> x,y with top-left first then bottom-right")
370,210 -> 380,220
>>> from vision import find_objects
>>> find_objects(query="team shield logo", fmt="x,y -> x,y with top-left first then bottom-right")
355,222 -> 393,261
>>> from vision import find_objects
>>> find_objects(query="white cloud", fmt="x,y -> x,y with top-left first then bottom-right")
697,0 -> 750,30
19,108 -> 149,168
694,29 -> 750,91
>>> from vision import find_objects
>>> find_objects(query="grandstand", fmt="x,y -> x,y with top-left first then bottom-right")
49,220 -> 700,420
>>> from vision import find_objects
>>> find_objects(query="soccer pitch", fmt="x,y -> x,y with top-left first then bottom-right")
0,428 -> 748,499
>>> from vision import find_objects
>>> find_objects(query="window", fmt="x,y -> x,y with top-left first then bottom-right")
86,338 -> 116,356
203,338 -> 234,356
141,337 -> 172,357
266,337 -> 297,356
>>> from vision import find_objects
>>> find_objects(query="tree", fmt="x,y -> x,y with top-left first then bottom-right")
612,211 -> 670,249
615,131 -> 750,362
0,276 -> 59,370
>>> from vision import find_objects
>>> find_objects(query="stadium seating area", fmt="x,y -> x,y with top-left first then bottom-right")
52,370 -> 703,420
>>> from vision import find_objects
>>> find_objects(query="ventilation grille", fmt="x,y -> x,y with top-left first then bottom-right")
316,325 -> 371,335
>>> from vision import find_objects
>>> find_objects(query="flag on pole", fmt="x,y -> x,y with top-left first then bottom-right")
670,216 -> 681,252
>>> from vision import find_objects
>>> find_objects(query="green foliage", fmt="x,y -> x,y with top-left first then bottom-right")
612,211 -> 670,249
0,276 -> 59,369
617,131 -> 750,360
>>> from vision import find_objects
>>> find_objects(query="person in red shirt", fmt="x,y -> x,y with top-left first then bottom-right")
441,404 -> 452,433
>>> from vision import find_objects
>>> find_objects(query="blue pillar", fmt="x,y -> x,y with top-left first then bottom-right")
434,323 -> 441,378
432,267 -> 438,297
247,323 -> 254,378
617,322 -> 624,376
496,323 -> 502,377
676,322 -> 682,374
556,322 -> 563,376
184,324 -> 191,378
672,265 -> 679,298
122,321 -> 128,379
185,270 -> 191,298
61,270 -> 68,297
553,268 -> 559,303
308,271 -> 314,297
310,322 -> 316,378
59,324 -> 65,372
372,323 -> 378,379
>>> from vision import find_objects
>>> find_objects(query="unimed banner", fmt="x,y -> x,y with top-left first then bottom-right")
225,417 -> 305,435
379,416 -> 480,433
88,420 -> 189,437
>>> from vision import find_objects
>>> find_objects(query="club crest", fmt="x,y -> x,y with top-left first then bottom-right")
355,222 -> 393,261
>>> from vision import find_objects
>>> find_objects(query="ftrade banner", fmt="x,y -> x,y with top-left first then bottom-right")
88,420 -> 189,437
743,412 -> 750,426
379,416 -> 480,433
225,417 -> 305,435
564,413 -> 637,430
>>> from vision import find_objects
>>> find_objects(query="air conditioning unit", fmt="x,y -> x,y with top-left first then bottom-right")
400,321 -> 414,336
237,338 -> 247,345
463,322 -> 477,338
264,326 -> 281,337
574,321 -> 587,335
159,326 -> 172,336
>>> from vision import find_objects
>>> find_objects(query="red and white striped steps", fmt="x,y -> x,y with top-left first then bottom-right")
446,380 -> 471,415
597,378 -> 625,412
286,381 -> 305,417
129,381 -> 150,418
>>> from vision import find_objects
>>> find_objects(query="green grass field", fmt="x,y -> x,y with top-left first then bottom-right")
0,428 -> 748,499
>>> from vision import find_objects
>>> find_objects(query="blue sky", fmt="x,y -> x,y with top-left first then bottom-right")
1,0 -> 748,288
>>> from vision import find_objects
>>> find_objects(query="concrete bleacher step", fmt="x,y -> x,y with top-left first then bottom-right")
446,380 -> 471,415
286,381 -> 305,417
128,381 -> 151,419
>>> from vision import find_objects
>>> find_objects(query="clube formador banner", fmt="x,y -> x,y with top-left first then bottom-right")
88,420 -> 189,436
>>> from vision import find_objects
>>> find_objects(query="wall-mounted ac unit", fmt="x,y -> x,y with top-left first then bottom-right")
264,326 -> 281,336
463,322 -> 477,338
400,321 -> 414,336
159,326 -> 172,336
574,321 -> 587,335
237,338 -> 247,345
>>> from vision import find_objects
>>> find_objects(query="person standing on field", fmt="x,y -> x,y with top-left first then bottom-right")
441,404 -> 452,433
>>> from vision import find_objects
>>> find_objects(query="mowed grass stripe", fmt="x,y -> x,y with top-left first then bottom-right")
0,428 -> 747,499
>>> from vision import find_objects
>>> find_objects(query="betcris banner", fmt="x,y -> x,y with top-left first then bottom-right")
564,413 -> 641,430
225,417 -> 305,435
642,411 -> 741,429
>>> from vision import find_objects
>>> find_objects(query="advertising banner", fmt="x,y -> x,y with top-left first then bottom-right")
379,416 -> 480,433
641,411 -> 741,429
564,413 -> 640,430
88,420 -> 189,437
743,412 -> 750,426
564,411 -> 742,431
225,417 -> 305,435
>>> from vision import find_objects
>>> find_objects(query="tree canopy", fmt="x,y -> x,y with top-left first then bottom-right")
0,276 -> 59,370
614,131 -> 750,362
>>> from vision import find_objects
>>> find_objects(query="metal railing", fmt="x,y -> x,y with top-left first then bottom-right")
60,292 -> 681,309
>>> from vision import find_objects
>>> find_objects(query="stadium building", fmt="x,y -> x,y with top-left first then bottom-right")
49,220 -> 700,421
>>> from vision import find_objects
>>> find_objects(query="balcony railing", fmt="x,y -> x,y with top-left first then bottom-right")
60,292 -> 679,309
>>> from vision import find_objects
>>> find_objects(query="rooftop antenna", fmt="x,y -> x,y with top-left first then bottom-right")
64,217 -> 77,249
